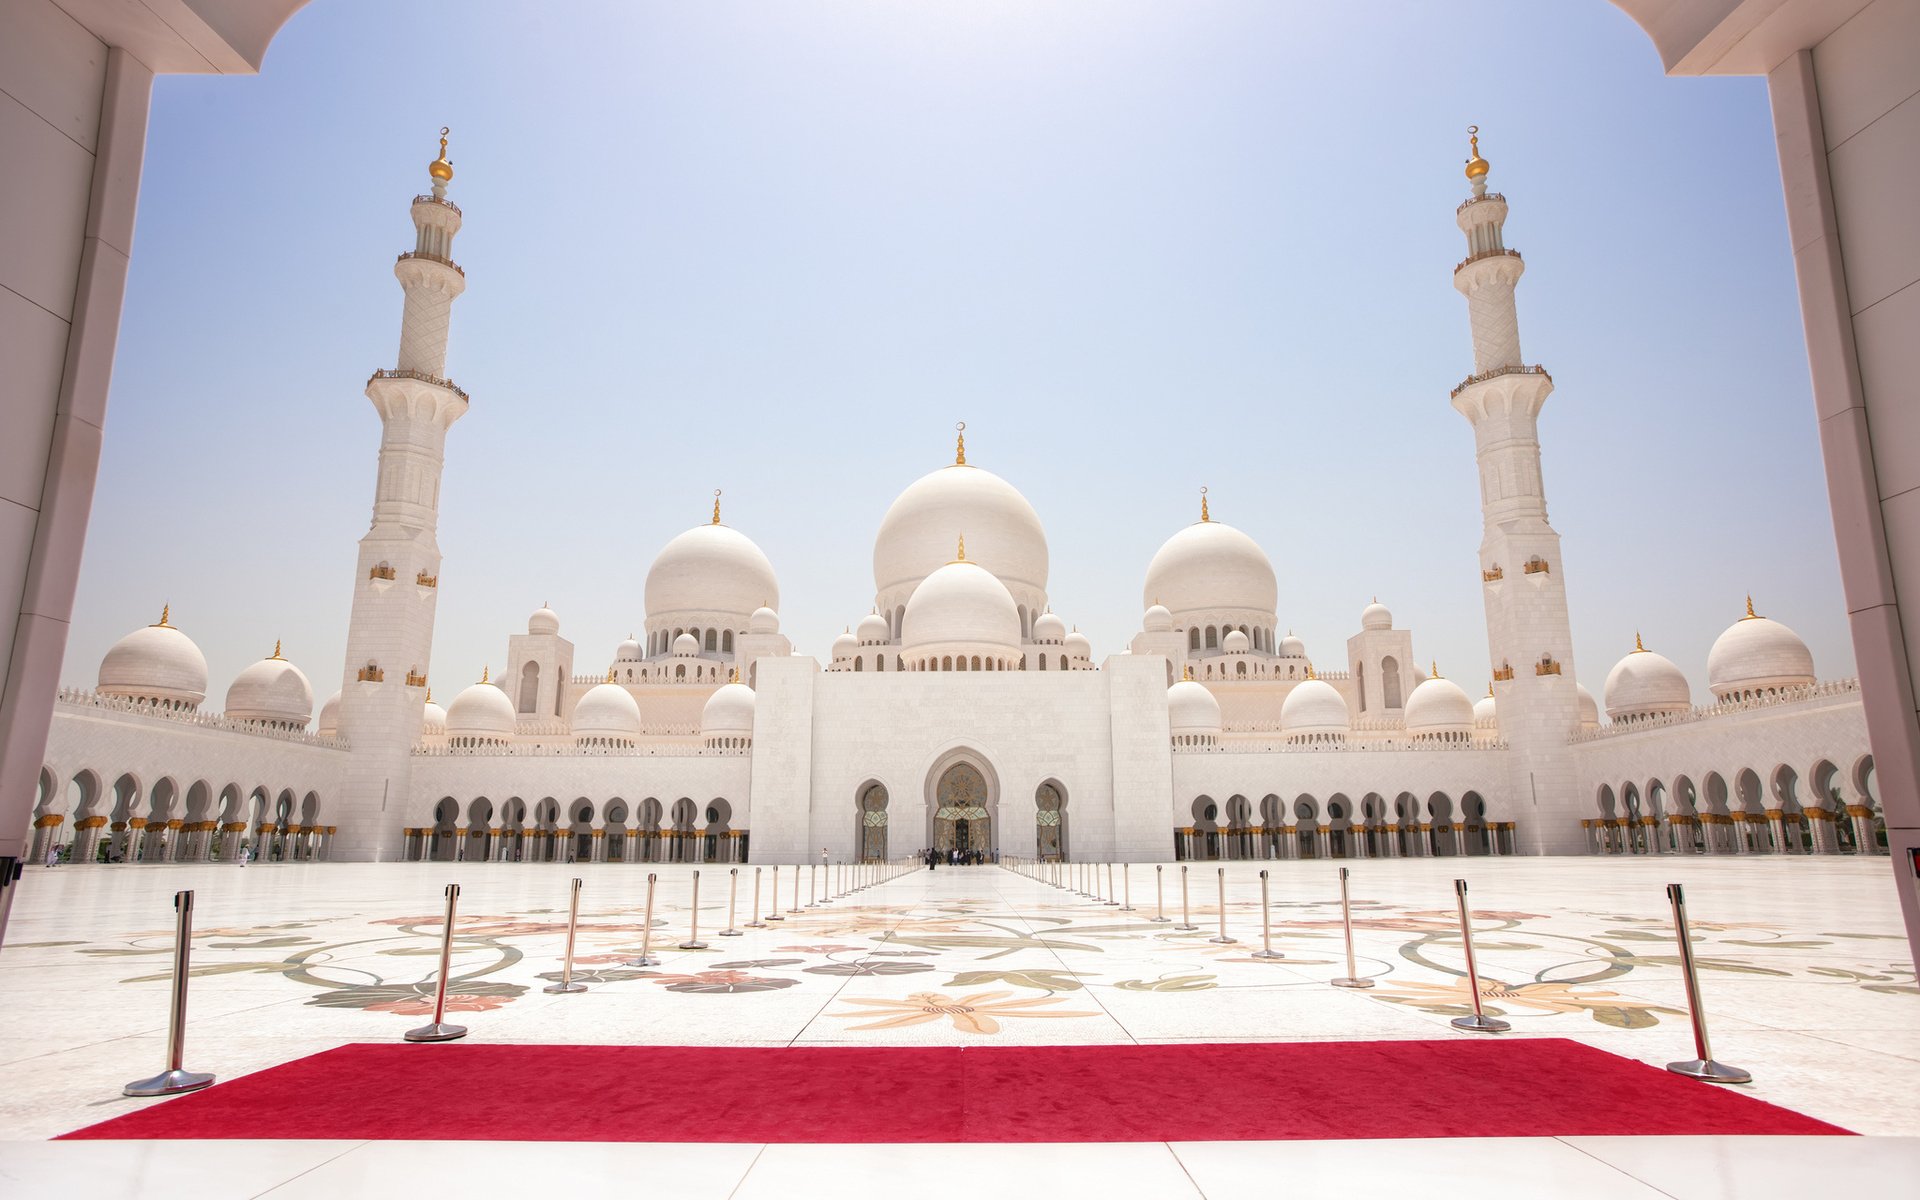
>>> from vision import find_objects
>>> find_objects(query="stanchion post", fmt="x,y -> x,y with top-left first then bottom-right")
1105,862 -> 1119,906
124,889 -> 217,1094
680,870 -> 709,949
1331,866 -> 1371,987
1448,878 -> 1508,1032
1253,869 -> 1283,959
1210,867 -> 1236,943
768,864 -> 786,921
1176,864 -> 1198,930
1152,864 -> 1169,922
626,872 -> 661,966
1120,863 -> 1135,912
720,867 -> 743,936
544,876 -> 589,994
747,866 -> 767,928
1664,882 -> 1751,1083
404,882 -> 470,1042
788,861 -> 804,914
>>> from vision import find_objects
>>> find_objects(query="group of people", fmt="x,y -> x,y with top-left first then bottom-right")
923,846 -> 993,869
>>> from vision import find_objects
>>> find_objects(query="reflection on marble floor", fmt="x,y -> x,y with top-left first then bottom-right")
0,856 -> 1914,1138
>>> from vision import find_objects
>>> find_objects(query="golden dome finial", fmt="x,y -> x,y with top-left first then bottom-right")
1182,663 -> 1194,682
1305,663 -> 1317,681
606,666 -> 616,684
711,489 -> 722,526
1744,594 -> 1758,620
270,639 -> 283,660
480,664 -> 489,684
1464,124 -> 1489,182
1634,630 -> 1645,653
730,667 -> 740,684
954,421 -> 967,466
1200,486 -> 1210,523
1487,681 -> 1494,697
426,687 -> 433,703
154,603 -> 171,628
1430,660 -> 1442,679
955,533 -> 967,562
429,126 -> 453,183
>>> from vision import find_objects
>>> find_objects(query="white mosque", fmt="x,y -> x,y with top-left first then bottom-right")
25,131 -> 1883,869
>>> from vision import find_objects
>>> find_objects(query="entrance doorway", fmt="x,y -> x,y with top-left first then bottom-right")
933,762 -> 991,854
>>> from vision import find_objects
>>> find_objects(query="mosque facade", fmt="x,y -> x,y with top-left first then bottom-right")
24,134 -> 1884,868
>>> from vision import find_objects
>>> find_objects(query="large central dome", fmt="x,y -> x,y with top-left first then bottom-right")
873,463 -> 1048,609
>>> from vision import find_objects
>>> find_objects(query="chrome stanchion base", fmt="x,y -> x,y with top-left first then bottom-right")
1209,934 -> 1237,944
1667,1057 -> 1751,1083
403,1021 -> 469,1043
123,1068 -> 215,1097
542,979 -> 588,995
745,919 -> 768,929
1449,1012 -> 1510,1033
1175,922 -> 1199,932
624,953 -> 661,967
1149,915 -> 1171,923
678,939 -> 709,950
1330,975 -> 1373,988
1253,949 -> 1286,960
719,927 -> 743,937
765,914 -> 785,922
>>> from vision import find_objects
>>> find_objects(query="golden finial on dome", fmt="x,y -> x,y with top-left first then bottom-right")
1183,663 -> 1194,682
1634,630 -> 1646,653
1487,681 -> 1494,697
711,489 -> 722,526
1464,124 -> 1489,181
429,126 -> 453,183
606,666 -> 616,684
1200,486 -> 1210,523
729,668 -> 740,684
954,421 -> 967,466
426,687 -> 433,703
1306,663 -> 1317,681
1744,594 -> 1759,620
480,664 -> 489,684
270,639 -> 283,660
1430,660 -> 1442,679
154,603 -> 171,628
955,533 -> 967,562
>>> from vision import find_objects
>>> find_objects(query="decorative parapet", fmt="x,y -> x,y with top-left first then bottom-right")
368,367 -> 470,403
357,664 -> 385,682
411,741 -> 741,758
396,250 -> 465,276
1492,662 -> 1515,681
1179,734 -> 1503,755
412,194 -> 462,216
1523,557 -> 1550,575
1450,363 -> 1551,399
1535,656 -> 1562,676
1569,678 -> 1863,744
54,687 -> 348,748
1453,246 -> 1523,275
1456,192 -> 1506,215
1482,566 -> 1503,582
416,570 -> 438,588
405,669 -> 428,688
368,563 -> 397,581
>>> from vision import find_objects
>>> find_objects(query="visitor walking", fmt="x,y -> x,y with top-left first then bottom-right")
239,842 -> 252,867
44,844 -> 58,869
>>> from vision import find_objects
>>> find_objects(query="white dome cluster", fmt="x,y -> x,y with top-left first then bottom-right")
98,608 -> 208,711
1141,512 -> 1277,622
874,449 -> 1049,623
644,518 -> 780,631
223,642 -> 314,729
701,677 -> 756,748
1167,672 -> 1222,746
573,675 -> 642,748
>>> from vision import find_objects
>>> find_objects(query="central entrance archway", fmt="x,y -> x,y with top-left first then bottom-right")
932,762 -> 992,854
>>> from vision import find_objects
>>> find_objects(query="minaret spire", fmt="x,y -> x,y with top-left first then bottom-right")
335,126 -> 474,862
1450,131 -> 1578,855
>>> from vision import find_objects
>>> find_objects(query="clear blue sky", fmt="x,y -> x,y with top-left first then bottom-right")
66,0 -> 1849,712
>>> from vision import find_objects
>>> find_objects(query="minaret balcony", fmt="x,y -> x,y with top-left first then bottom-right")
396,250 -> 464,277
368,367 -> 469,403
412,194 -> 463,217
1453,247 -> 1521,276
1450,363 -> 1551,400
1456,192 -> 1506,216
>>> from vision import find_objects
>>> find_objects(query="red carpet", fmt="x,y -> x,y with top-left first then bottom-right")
63,1039 -> 1848,1142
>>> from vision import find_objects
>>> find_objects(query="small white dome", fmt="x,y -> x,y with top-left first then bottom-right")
317,691 -> 342,737
1064,629 -> 1092,660
615,635 -> 643,662
1143,604 -> 1173,633
224,647 -> 313,727
702,681 -> 756,735
1576,683 -> 1601,730
1142,518 -> 1278,618
1707,606 -> 1815,699
645,521 -> 780,622
902,558 -> 1022,653
1222,629 -> 1249,653
857,611 -> 891,644
1404,674 -> 1474,737
572,681 -> 641,740
1472,692 -> 1497,725
673,632 -> 699,656
528,605 -> 560,636
1281,678 -> 1349,736
1604,643 -> 1691,721
98,613 -> 209,708
1032,612 -> 1067,644
1360,600 -> 1393,631
445,679 -> 516,739
749,606 -> 780,634
1278,633 -> 1306,658
1167,678 -> 1222,735
832,629 -> 859,660
421,698 -> 447,734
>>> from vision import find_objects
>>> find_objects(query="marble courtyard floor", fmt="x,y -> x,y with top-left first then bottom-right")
0,855 -> 1915,1196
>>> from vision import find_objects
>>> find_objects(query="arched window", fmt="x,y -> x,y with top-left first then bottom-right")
1205,626 -> 1218,649
1058,654 -> 1068,671
1188,628 -> 1200,650
971,655 -> 982,670
1236,661 -> 1247,677
704,629 -> 717,652
675,664 -> 686,680
723,630 -> 734,652
518,661 -> 539,713
1382,656 -> 1402,709
942,655 -> 953,671
853,657 -> 863,672
1039,654 -> 1048,670
876,654 -> 885,672
1357,662 -> 1367,710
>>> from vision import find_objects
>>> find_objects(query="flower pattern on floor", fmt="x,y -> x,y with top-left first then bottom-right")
832,990 -> 1098,1034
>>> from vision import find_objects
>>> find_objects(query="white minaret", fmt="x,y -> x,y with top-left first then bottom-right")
1448,129 -> 1581,854
335,129 -> 471,860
